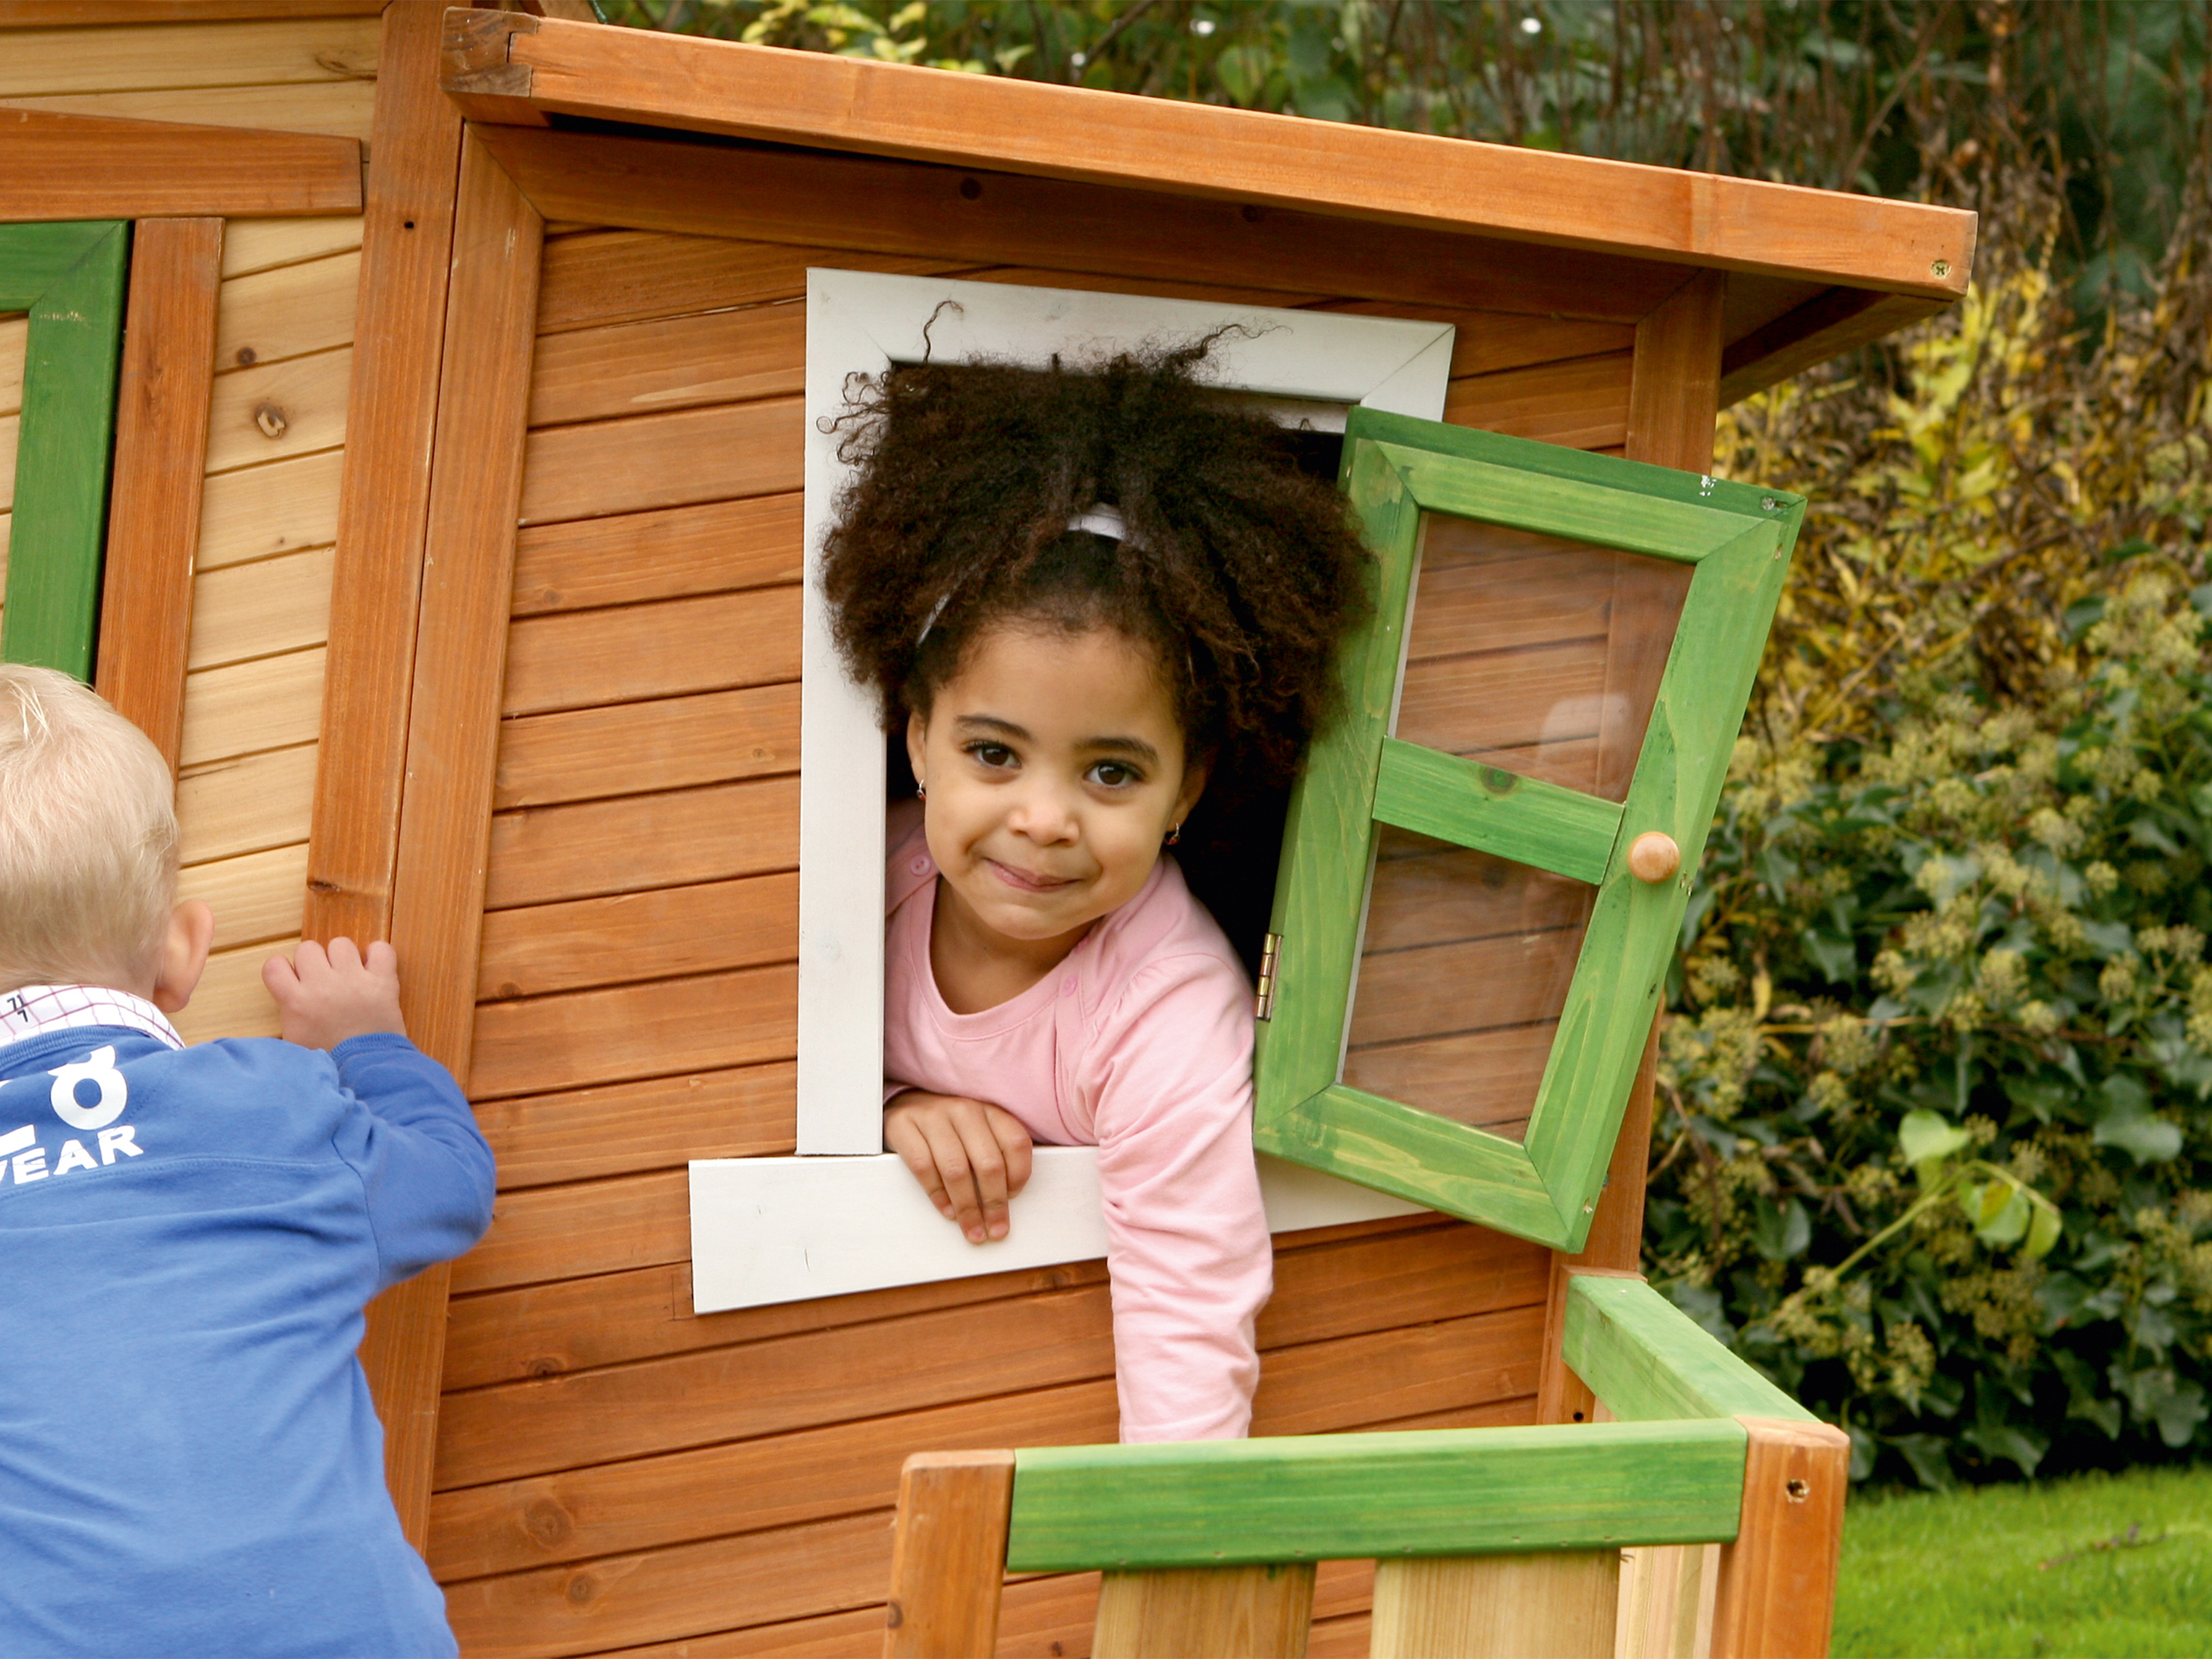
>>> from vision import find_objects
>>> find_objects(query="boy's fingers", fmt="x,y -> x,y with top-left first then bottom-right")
325,936 -> 365,973
260,953 -> 299,1000
365,940 -> 400,978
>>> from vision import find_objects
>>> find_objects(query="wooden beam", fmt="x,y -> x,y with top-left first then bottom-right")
0,2 -> 380,20
1627,271 -> 1726,473
95,217 -> 222,772
370,125 -> 543,1546
310,0 -> 467,1549
1372,1551 -> 1618,1659
1093,1564 -> 1315,1659
883,1450 -> 1015,1659
443,10 -> 1975,300
0,108 -> 360,220
468,122 -> 1701,328
1719,288 -> 1950,406
1709,1417 -> 1851,1659
1562,1276 -> 1818,1426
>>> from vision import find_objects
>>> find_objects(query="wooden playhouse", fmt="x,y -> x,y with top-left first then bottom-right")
0,3 -> 1976,1654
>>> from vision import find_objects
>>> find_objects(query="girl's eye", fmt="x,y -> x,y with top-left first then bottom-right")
1088,761 -> 1142,789
967,742 -> 1016,769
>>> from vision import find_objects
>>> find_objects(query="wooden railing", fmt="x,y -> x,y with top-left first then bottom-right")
882,1272 -> 1848,1658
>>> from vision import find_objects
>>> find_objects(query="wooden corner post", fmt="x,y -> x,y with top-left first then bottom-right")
1709,1417 -> 1850,1659
883,1450 -> 1016,1659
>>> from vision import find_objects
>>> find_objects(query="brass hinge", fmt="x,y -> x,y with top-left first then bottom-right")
1254,931 -> 1282,1021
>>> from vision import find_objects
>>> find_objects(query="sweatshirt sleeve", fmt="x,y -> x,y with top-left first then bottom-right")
1090,953 -> 1272,1443
328,1033 -> 498,1291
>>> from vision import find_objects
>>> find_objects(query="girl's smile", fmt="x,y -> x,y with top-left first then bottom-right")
906,620 -> 1206,1014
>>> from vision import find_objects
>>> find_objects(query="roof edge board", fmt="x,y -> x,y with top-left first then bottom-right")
439,7 -> 1976,305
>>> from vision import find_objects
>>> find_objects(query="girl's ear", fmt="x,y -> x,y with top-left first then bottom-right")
1173,757 -> 1209,827
905,710 -> 929,790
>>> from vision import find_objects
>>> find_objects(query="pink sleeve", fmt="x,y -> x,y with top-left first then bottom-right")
1090,954 -> 1272,1443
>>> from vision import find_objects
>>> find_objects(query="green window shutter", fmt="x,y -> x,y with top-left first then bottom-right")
1253,407 -> 1804,1251
0,220 -> 130,681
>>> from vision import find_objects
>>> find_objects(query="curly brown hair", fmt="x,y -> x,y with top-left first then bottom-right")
819,335 -> 1370,805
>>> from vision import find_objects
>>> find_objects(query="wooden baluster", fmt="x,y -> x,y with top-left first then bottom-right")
883,1450 -> 1015,1659
1093,1564 -> 1314,1659
1372,1551 -> 1619,1659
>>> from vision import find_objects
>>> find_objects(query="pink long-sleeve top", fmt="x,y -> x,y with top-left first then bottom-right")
882,801 -> 1273,1441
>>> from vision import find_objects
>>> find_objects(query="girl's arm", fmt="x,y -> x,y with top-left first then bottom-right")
1091,953 -> 1272,1442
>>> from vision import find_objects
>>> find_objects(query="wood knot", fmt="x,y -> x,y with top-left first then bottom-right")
254,402 -> 288,439
884,1601 -> 904,1629
306,878 -> 341,896
565,1574 -> 597,1607
524,1499 -> 573,1545
234,347 -> 256,366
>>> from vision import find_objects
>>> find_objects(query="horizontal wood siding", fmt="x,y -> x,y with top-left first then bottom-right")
432,197 -> 1641,1658
8,15 -> 388,1043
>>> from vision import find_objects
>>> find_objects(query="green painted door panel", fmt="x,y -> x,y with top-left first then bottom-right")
0,220 -> 130,681
1253,408 -> 1804,1249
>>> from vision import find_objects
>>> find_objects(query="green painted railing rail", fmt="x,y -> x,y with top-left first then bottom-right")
1004,1419 -> 1747,1573
1563,1273 -> 1818,1426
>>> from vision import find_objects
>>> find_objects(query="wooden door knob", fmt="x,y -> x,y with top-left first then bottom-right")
1628,831 -> 1680,883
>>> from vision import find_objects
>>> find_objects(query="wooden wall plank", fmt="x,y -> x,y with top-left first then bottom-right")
196,447 -> 342,568
518,394 -> 803,525
476,125 -> 1687,326
473,1062 -> 796,1192
97,215 -> 221,773
220,212 -> 362,279
0,15 -> 380,94
478,872 -> 796,1001
486,774 -> 798,911
469,961 -> 796,1101
171,933 -> 291,1042
371,122 -> 546,1548
1312,300 -> 1633,380
187,544 -> 334,670
176,740 -> 316,863
178,841 -> 308,953
0,105 -> 361,218
1,80 -> 376,142
529,299 -> 804,427
493,682 -> 801,811
204,341 -> 348,470
213,246 -> 359,371
1444,352 -> 1632,448
0,2 -> 381,20
511,493 -> 801,617
178,644 -> 324,766
502,585 -> 801,716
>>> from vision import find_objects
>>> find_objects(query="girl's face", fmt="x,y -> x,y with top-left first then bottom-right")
906,621 -> 1206,958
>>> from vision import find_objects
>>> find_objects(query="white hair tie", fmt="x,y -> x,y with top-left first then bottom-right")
1070,504 -> 1138,546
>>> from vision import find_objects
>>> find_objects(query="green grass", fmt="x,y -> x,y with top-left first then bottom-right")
1833,1464 -> 2212,1658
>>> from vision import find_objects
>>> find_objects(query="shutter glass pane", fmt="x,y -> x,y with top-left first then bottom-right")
1343,827 -> 1596,1140
1393,515 -> 1691,802
1340,512 -> 1691,1140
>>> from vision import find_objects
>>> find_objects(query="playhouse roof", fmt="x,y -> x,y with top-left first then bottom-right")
441,7 -> 1976,404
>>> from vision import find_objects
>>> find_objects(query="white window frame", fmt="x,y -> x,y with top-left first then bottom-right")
689,269 -> 1455,1315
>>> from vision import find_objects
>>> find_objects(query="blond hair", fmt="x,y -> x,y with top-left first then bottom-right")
0,665 -> 178,991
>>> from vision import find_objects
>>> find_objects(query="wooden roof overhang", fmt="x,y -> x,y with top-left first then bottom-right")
438,6 -> 1975,406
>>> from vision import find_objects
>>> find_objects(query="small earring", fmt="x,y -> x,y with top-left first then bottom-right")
917,780 -> 927,801
1166,822 -> 1181,846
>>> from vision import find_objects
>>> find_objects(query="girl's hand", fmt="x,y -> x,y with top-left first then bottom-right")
262,938 -> 408,1051
884,1091 -> 1034,1243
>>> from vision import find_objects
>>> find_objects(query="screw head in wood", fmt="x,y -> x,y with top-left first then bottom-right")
1627,831 -> 1680,883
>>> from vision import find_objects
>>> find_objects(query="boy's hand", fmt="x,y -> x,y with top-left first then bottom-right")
262,938 -> 408,1051
883,1091 -> 1033,1244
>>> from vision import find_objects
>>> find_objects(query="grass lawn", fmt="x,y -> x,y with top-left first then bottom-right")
1833,1463 -> 2212,1658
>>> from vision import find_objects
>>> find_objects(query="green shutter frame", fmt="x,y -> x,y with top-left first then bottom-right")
0,220 -> 131,681
1253,408 -> 1804,1251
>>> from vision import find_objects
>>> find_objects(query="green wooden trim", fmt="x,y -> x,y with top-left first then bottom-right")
0,222 -> 119,311
1563,1276 -> 1818,1425
1005,1419 -> 1747,1571
1252,437 -> 1418,1125
1373,737 -> 1623,885
0,220 -> 129,681
1345,404 -> 1799,525
1520,518 -> 1794,1242
1256,408 -> 1806,1250
1377,441 -> 1757,565
1257,1081 -> 1570,1244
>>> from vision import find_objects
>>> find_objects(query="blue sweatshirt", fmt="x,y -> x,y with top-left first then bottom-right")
0,1028 -> 495,1658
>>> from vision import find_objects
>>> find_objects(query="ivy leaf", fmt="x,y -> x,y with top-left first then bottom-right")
1753,1194 -> 1812,1262
1890,1433 -> 1958,1492
2080,919 -> 2135,959
2091,1098 -> 2183,1165
2110,1364 -> 2211,1449
1799,925 -> 1857,984
1899,1108 -> 1969,1182
1974,1184 -> 2031,1247
1963,1416 -> 2047,1478
2025,1201 -> 2063,1259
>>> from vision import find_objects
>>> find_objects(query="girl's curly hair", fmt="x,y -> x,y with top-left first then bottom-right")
819,333 -> 1370,801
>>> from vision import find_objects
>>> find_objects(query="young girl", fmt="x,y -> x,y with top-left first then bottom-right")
821,339 -> 1368,1442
